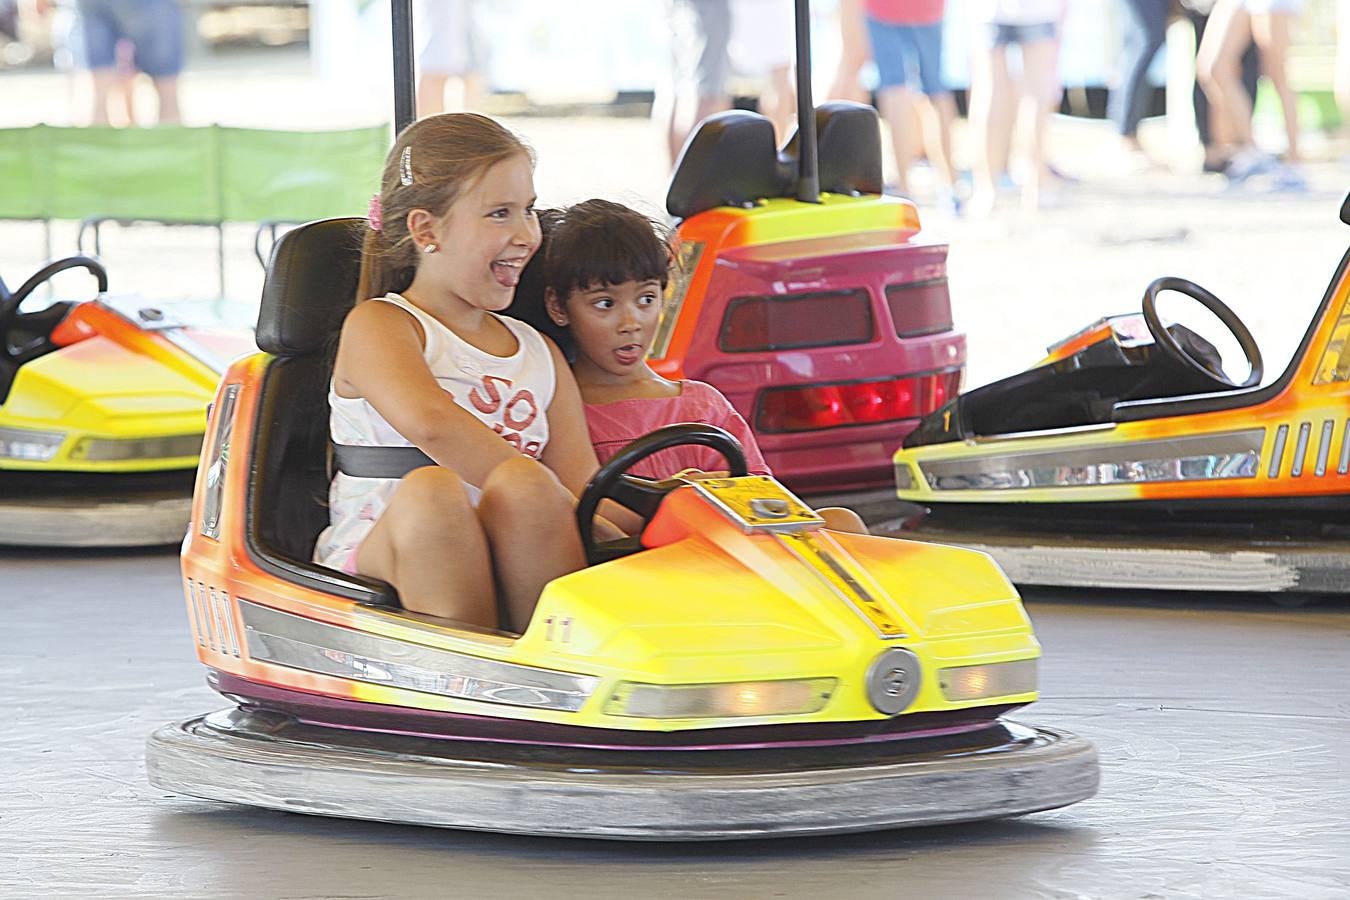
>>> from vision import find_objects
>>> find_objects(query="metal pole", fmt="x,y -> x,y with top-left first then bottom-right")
391,0 -> 417,135
793,0 -> 819,203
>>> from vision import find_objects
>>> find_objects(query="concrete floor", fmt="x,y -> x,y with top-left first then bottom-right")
3,547 -> 1347,899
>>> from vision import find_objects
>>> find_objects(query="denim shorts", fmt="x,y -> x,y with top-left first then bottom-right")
72,0 -> 184,78
982,21 -> 1058,48
865,18 -> 947,96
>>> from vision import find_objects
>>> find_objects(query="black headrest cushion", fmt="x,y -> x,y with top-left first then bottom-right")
666,111 -> 784,220
778,101 -> 884,197
256,217 -> 365,357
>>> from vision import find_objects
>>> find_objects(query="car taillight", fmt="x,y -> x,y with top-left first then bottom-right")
885,279 -> 953,338
720,289 -> 873,352
757,371 -> 961,433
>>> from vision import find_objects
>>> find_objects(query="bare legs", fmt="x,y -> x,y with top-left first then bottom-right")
968,44 -> 1013,215
477,456 -> 586,633
968,37 -> 1057,215
355,458 -> 584,633
87,68 -> 178,125
828,0 -> 870,103
877,85 -> 958,198
1197,2 -> 1257,151
1251,11 -> 1297,162
1197,3 -> 1299,171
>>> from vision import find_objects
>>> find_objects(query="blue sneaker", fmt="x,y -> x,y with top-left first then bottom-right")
1270,164 -> 1308,193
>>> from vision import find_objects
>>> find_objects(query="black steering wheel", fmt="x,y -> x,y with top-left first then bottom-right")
1142,276 -> 1262,389
576,423 -> 749,565
0,256 -> 108,362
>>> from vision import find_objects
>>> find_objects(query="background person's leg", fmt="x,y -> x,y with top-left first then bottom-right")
968,39 -> 1011,216
1017,34 -> 1059,210
1250,10 -> 1298,162
1110,0 -> 1168,154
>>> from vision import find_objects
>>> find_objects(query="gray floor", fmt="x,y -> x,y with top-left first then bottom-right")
3,547 -> 1348,899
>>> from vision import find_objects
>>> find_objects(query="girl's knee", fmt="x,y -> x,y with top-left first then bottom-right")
392,467 -> 475,527
479,457 -> 571,524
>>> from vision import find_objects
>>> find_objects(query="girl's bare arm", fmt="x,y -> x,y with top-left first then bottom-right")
334,301 -> 519,486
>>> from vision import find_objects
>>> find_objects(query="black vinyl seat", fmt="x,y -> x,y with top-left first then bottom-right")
246,217 -> 400,607
667,110 -> 784,220
665,102 -> 885,222
776,101 -> 884,197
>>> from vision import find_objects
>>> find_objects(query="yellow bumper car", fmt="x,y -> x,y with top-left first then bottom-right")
145,219 -> 1098,840
0,255 -> 249,546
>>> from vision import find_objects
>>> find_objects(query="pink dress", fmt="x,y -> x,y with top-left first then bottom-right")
585,380 -> 771,480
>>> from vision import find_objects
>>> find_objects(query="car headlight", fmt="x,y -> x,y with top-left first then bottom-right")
604,678 -> 836,719
938,658 -> 1038,702
68,433 -> 203,462
0,426 -> 65,461
200,384 -> 239,540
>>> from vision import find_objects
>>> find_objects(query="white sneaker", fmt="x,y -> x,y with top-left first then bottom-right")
1225,148 -> 1274,183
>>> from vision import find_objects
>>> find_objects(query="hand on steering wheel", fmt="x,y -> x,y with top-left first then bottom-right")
1142,276 -> 1262,389
576,423 -> 749,565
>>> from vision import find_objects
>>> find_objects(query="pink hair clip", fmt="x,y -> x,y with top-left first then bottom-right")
367,193 -> 383,232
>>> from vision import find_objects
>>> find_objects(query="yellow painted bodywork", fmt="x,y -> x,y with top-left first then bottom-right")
0,303 -> 235,473
184,352 -> 1039,733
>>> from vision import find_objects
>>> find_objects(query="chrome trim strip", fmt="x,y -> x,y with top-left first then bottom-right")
1341,420 -> 1350,476
238,601 -> 598,712
973,422 -> 1117,443
187,580 -> 206,648
1268,425 -> 1289,479
200,582 -> 218,652
219,591 -> 240,658
920,429 -> 1264,492
1316,420 -> 1334,477
1291,422 -> 1311,477
208,588 -> 227,655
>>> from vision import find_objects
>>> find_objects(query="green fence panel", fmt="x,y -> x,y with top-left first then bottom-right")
220,125 -> 387,223
0,125 -> 50,220
45,125 -> 222,223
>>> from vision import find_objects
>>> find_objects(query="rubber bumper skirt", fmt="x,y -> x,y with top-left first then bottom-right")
0,493 -> 190,547
876,524 -> 1350,594
147,708 -> 1099,840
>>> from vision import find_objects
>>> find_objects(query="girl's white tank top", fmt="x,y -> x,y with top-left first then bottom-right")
313,292 -> 557,572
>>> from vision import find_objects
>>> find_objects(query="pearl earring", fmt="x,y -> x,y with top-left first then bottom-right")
423,243 -> 438,254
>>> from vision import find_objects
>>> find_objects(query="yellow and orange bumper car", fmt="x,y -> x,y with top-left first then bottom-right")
146,220 -> 1097,840
0,255 -> 251,546
892,194 -> 1350,599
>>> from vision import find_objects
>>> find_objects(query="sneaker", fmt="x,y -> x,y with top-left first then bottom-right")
1270,164 -> 1308,193
937,189 -> 963,217
1224,147 -> 1274,183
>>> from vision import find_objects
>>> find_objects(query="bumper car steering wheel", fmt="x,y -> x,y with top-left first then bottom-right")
1142,276 -> 1262,389
576,423 -> 749,565
0,256 -> 108,363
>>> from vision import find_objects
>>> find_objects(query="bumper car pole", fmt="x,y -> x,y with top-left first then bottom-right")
391,0 -> 416,136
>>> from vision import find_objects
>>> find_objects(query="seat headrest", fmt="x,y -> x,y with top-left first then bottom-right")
256,217 -> 365,357
777,101 -> 884,197
666,111 -> 785,220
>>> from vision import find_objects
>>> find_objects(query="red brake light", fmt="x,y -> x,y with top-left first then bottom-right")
757,371 -> 961,433
720,289 -> 873,352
